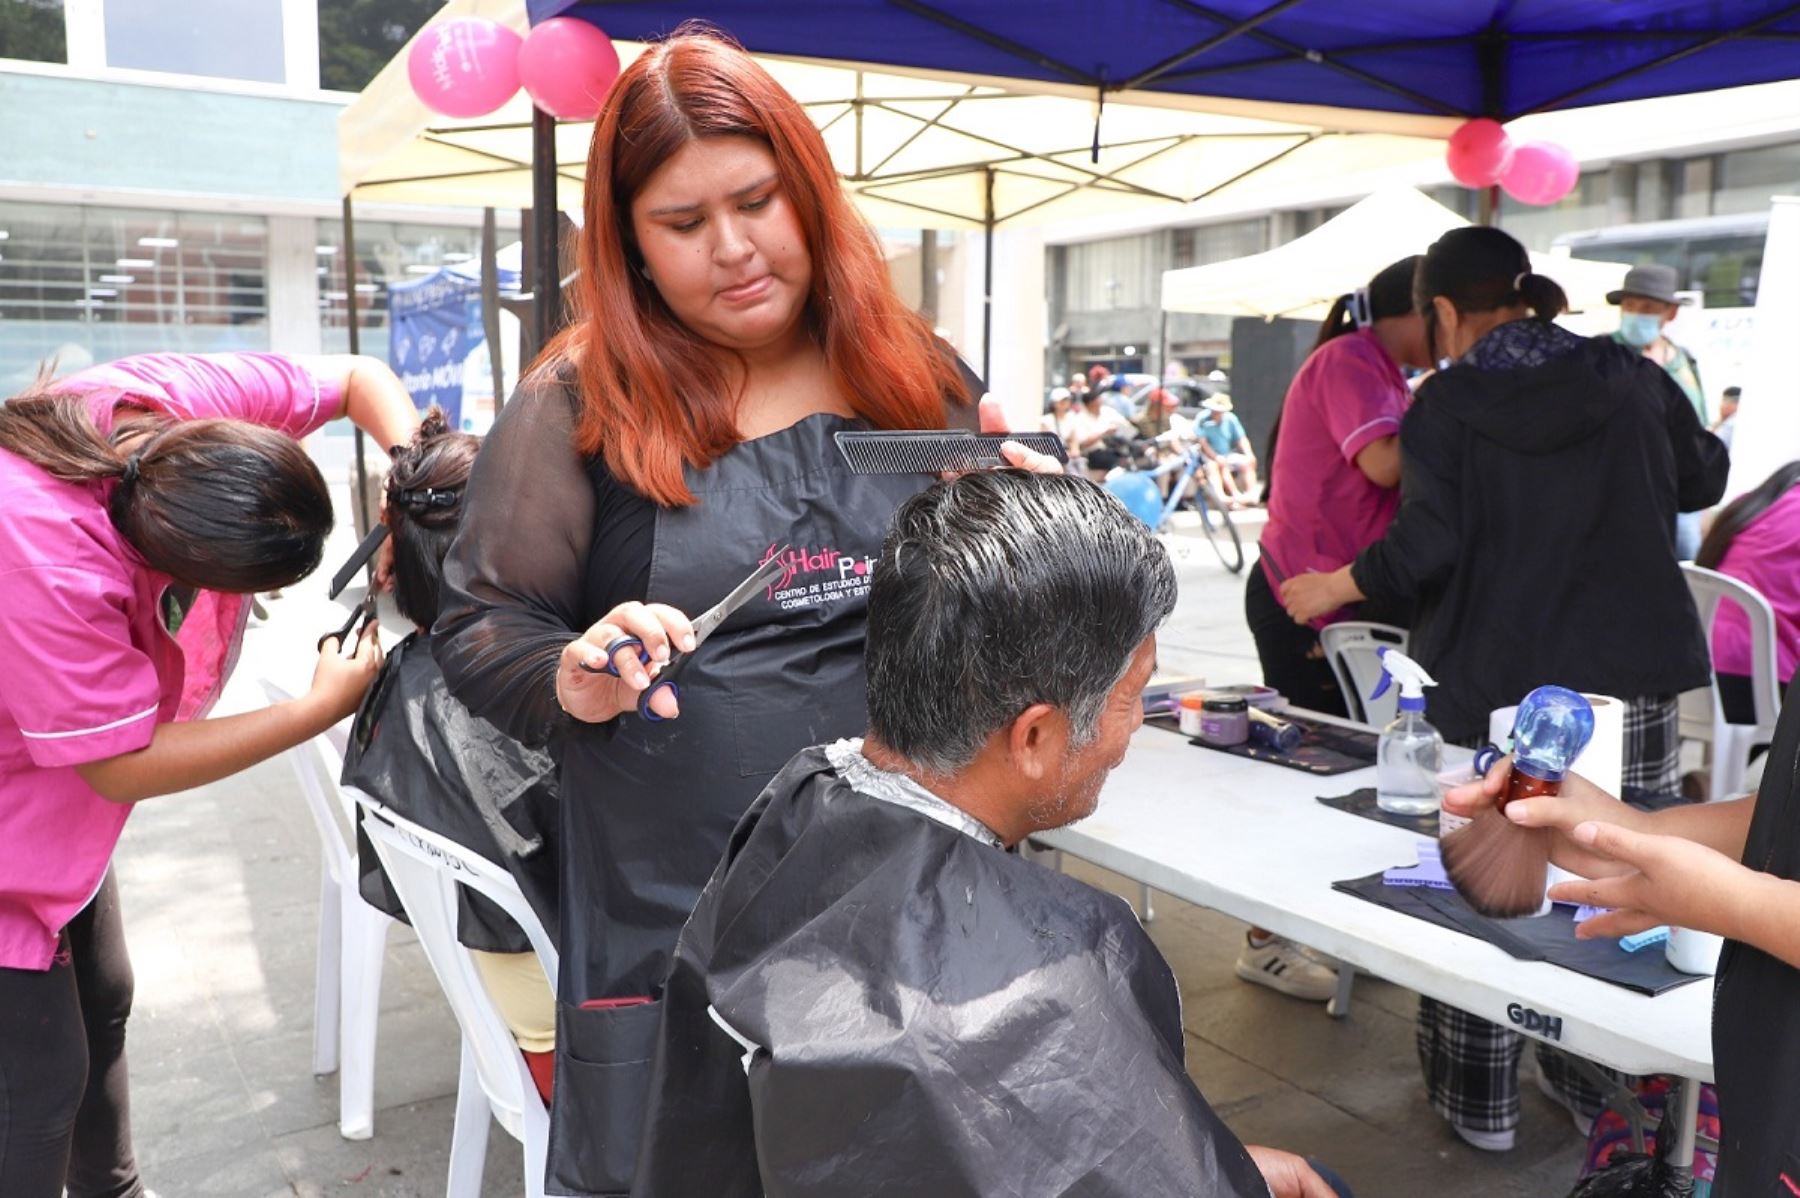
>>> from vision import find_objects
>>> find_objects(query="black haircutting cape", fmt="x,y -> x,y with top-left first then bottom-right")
632,745 -> 1269,1198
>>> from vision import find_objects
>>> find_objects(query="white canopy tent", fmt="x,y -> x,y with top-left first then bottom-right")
338,3 -> 1453,226
1159,187 -> 1630,320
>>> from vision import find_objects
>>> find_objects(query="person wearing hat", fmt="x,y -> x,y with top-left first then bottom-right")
1196,393 -> 1259,506
1611,262 -> 1708,557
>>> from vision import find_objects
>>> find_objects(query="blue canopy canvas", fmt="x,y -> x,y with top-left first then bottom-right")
529,1 -> 1800,120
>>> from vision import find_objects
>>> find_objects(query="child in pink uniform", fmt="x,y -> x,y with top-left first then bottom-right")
0,352 -> 417,1198
1696,461 -> 1800,728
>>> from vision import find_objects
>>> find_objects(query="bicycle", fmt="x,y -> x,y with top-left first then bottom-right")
1112,433 -> 1245,573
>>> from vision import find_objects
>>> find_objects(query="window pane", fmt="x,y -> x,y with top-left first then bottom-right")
0,0 -> 66,64
317,0 -> 438,92
1714,142 -> 1800,217
103,0 -> 284,83
0,200 -> 268,393
315,219 -> 484,363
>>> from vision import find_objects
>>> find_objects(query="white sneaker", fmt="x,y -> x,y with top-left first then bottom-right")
1452,1123 -> 1516,1152
1534,1068 -> 1598,1137
1233,935 -> 1338,1002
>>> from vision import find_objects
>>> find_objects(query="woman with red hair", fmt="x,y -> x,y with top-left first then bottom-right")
436,25 -> 1048,1194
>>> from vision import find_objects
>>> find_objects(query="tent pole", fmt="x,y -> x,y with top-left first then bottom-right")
480,207 -> 506,414
531,106 -> 562,352
341,194 -> 371,540
982,168 -> 994,385
1480,185 -> 1498,227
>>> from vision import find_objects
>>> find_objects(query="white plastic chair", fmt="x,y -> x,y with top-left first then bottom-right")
1319,622 -> 1410,727
1680,564 -> 1783,801
260,679 -> 393,1141
352,790 -> 557,1198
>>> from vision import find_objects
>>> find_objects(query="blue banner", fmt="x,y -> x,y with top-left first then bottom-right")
388,265 -> 515,429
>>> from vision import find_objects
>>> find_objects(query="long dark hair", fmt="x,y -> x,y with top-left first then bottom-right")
1264,255 -> 1421,502
384,407 -> 480,628
1311,255 -> 1420,352
1415,226 -> 1568,361
0,392 -> 331,591
1696,461 -> 1800,571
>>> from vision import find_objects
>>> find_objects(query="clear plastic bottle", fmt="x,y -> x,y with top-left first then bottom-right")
1370,649 -> 1444,815
1377,705 -> 1444,815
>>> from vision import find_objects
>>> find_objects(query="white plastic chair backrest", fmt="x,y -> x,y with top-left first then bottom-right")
1680,563 -> 1783,734
260,678 -> 355,888
350,790 -> 560,1139
1318,622 -> 1410,727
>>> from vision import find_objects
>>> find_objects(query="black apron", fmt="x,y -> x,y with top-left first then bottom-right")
544,413 -> 927,1196
1710,671 -> 1800,1196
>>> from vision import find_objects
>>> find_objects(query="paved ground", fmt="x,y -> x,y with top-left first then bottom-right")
116,490 -> 1591,1197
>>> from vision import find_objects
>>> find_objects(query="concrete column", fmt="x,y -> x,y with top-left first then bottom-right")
63,0 -> 105,70
267,214 -> 321,355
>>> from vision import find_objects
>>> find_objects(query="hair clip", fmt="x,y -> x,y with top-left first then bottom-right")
1349,287 -> 1374,329
393,487 -> 461,511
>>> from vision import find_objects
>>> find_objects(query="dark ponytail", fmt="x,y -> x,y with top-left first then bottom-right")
0,391 -> 332,592
1310,254 -> 1422,353
1696,460 -> 1800,571
384,406 -> 480,629
1415,226 -> 1567,359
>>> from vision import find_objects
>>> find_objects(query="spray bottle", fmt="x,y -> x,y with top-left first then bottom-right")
1369,648 -> 1444,815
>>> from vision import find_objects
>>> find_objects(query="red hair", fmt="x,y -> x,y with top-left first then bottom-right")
546,24 -> 967,506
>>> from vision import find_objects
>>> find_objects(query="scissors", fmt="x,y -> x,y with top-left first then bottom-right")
581,548 -> 790,722
319,592 -> 378,655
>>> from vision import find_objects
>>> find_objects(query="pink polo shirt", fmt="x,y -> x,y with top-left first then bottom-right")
1712,486 -> 1800,684
1259,328 -> 1409,628
0,353 -> 341,971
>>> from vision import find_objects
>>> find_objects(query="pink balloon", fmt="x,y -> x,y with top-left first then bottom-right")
518,17 -> 622,121
407,17 -> 522,119
1445,118 -> 1513,189
1501,141 -> 1580,206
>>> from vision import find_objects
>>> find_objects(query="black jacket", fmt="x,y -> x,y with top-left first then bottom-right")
1351,333 -> 1728,742
632,747 -> 1268,1198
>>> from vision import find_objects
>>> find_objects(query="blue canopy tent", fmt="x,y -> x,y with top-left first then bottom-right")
531,1 -> 1800,119
516,1 -> 1800,362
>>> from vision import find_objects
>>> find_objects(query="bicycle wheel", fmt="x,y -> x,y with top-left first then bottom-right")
1194,477 -> 1245,573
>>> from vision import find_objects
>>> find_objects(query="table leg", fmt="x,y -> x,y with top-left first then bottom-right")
1139,883 -> 1156,924
1326,965 -> 1355,1019
1668,1076 -> 1701,1180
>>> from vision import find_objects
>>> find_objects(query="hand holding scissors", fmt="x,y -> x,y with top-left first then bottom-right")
560,550 -> 788,723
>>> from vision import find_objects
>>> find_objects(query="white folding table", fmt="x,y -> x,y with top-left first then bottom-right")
1038,720 -> 1715,1172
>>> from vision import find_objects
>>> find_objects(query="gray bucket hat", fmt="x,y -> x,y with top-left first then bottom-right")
1606,262 -> 1689,306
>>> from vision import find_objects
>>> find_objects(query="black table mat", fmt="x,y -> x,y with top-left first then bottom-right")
1318,786 -> 1689,839
1333,871 -> 1704,996
1148,711 -> 1378,776
1318,788 -> 1441,836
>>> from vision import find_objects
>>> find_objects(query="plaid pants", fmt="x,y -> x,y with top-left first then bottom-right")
1419,694 -> 1681,1132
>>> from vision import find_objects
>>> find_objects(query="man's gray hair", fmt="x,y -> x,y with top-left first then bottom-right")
865,470 -> 1178,775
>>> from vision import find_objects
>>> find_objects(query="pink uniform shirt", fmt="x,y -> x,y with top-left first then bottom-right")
1258,328 -> 1409,629
0,353 -> 341,970
1712,486 -> 1800,684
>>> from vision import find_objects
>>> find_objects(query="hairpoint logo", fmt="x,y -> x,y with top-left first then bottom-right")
760,543 -> 877,599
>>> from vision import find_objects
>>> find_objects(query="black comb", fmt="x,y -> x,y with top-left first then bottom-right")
834,430 -> 1068,475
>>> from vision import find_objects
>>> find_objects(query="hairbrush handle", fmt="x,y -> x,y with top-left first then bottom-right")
1498,768 -> 1561,809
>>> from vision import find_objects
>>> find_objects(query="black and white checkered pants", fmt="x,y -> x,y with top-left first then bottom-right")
1418,694 -> 1681,1132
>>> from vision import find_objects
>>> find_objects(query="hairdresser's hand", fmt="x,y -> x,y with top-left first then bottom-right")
1551,820 -> 1758,942
558,602 -> 696,724
308,622 -> 383,725
979,395 -> 1065,475
1279,567 -> 1360,625
1245,1146 -> 1339,1198
1443,758 -> 1648,879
